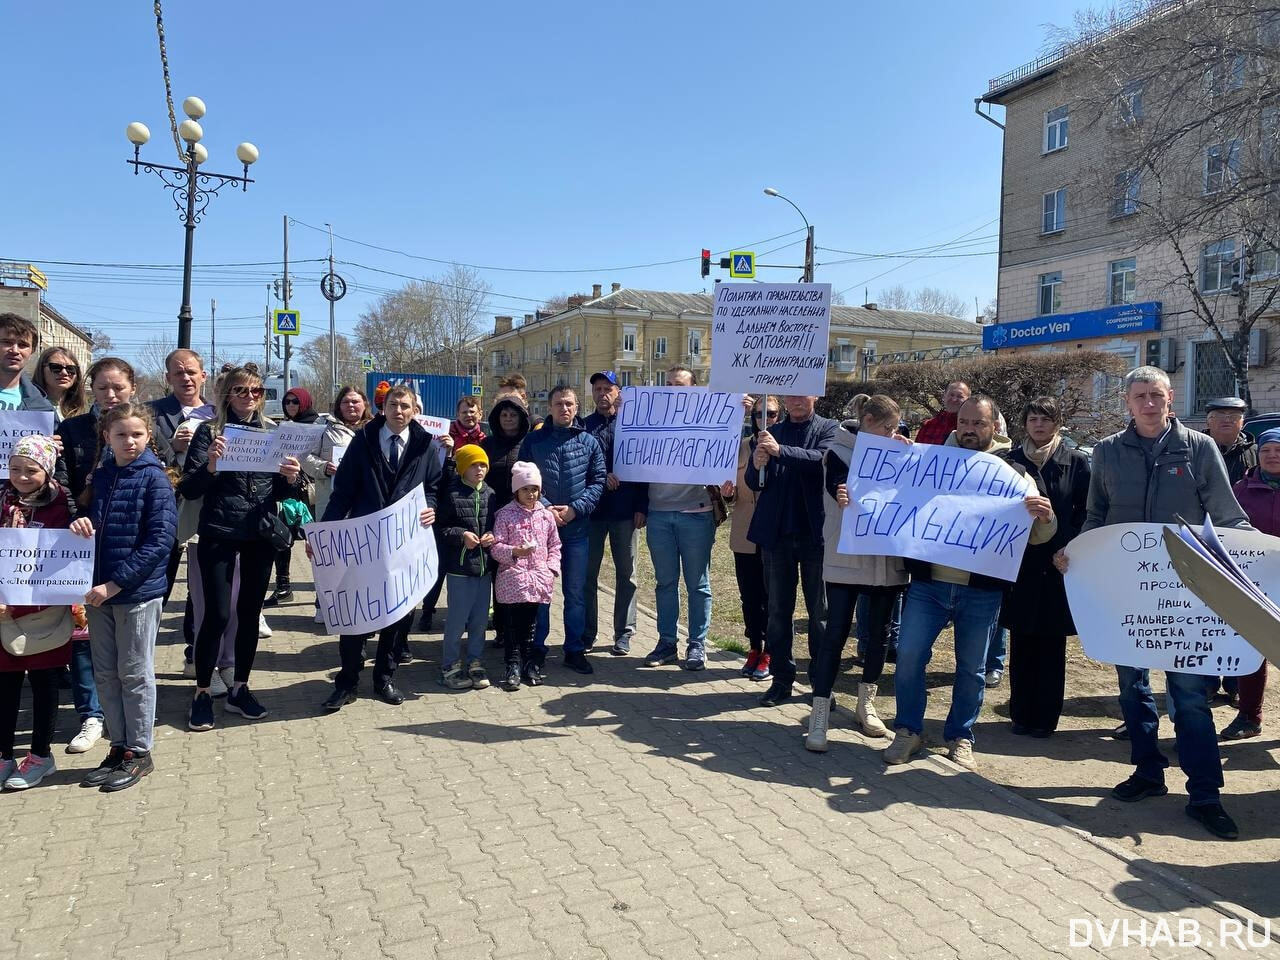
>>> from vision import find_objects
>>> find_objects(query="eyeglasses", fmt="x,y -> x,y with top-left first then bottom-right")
283,397 -> 301,406
230,386 -> 264,399
752,410 -> 780,420
45,363 -> 78,375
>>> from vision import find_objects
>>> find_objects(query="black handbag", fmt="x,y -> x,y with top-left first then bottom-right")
257,502 -> 292,551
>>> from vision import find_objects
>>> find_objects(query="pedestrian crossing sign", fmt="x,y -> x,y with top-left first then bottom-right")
273,309 -> 300,336
729,251 -> 755,278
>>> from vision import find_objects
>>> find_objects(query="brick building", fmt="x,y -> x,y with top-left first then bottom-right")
0,263 -> 94,371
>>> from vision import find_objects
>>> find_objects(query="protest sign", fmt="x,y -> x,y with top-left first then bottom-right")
709,282 -> 832,395
1065,523 -> 1273,675
0,528 -> 94,605
215,421 -> 327,472
0,411 -> 56,479
836,432 -> 1035,582
612,387 -> 740,485
303,486 -> 438,634
413,414 -> 450,436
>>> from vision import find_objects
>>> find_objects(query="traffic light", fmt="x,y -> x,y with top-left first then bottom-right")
700,249 -> 711,278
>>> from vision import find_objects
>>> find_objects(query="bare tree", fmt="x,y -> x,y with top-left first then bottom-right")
1062,0 -> 1280,410
436,263 -> 491,376
353,280 -> 445,372
540,293 -> 571,315
295,333 -> 360,405
133,334 -> 176,402
877,284 -> 969,317
87,329 -> 115,358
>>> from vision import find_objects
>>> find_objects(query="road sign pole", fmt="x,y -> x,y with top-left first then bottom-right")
282,214 -> 291,394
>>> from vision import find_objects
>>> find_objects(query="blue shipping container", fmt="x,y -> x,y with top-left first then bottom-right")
365,372 -> 474,420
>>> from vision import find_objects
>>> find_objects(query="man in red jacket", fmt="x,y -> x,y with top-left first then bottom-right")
914,380 -> 970,445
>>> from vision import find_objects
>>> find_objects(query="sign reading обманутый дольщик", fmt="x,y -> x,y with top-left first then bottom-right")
709,283 -> 832,395
982,301 -> 1161,350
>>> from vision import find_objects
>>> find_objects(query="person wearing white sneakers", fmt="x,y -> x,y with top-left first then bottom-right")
806,396 -> 909,751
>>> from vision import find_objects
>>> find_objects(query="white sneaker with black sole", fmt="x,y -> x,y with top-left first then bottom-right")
66,717 -> 103,754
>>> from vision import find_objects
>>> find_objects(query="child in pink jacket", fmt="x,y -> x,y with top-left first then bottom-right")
490,461 -> 561,691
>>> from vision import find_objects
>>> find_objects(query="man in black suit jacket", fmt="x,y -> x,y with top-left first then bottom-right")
319,385 -> 443,710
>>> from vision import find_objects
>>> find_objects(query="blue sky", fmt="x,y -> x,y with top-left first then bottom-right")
1,1 -> 1083,371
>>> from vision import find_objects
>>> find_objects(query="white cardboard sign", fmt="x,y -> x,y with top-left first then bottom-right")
216,421 -> 327,473
0,412 -> 56,479
612,387 -> 740,485
709,282 -> 832,395
0,528 -> 94,605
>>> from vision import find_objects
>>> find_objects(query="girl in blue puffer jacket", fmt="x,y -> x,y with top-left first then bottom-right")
70,402 -> 177,793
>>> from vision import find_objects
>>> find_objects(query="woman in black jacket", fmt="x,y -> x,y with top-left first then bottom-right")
264,387 -> 320,606
56,357 -> 138,507
1002,396 -> 1091,737
179,366 -> 304,731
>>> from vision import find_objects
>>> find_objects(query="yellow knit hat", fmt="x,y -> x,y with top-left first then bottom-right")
455,444 -> 489,475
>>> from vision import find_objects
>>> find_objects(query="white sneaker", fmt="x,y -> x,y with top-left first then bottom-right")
182,660 -> 196,679
66,717 -> 103,754
209,669 -> 229,698
984,669 -> 1003,688
258,614 -> 273,639
947,738 -> 978,772
883,728 -> 923,765
805,695 -> 831,752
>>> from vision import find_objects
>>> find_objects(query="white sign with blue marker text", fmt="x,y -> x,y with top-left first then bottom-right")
612,386 -> 740,486
0,411 -> 56,480
836,432 -> 1034,582
709,282 -> 832,395
303,486 -> 439,635
0,528 -> 95,605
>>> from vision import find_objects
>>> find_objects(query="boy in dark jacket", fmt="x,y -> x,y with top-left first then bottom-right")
438,445 -> 496,690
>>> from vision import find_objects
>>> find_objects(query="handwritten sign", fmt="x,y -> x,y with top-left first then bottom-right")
0,528 -> 94,605
303,486 -> 439,634
216,421 -> 327,473
612,387 -> 740,485
709,282 -> 832,395
0,412 -> 56,479
413,414 -> 450,436
1065,523 -> 1271,675
836,432 -> 1034,582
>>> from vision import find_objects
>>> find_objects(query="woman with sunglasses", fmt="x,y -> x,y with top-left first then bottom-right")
263,388 -> 320,606
723,397 -> 778,681
32,348 -> 86,423
179,367 -> 304,730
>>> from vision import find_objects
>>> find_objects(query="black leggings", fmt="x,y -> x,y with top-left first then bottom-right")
0,669 -> 61,759
194,536 -> 276,688
499,601 -> 538,667
812,582 -> 895,696
733,550 -> 768,652
1008,631 -> 1068,732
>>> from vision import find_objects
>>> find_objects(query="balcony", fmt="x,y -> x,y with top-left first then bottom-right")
554,351 -> 571,365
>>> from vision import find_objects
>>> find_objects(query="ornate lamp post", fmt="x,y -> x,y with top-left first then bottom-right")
126,97 -> 259,349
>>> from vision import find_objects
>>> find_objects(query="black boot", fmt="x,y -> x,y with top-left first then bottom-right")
264,550 -> 293,606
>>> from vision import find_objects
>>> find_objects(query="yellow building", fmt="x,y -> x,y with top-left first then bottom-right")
479,284 -> 982,416
0,263 -> 94,371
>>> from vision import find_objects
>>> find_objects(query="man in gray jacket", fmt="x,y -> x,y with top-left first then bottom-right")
1056,366 -> 1249,840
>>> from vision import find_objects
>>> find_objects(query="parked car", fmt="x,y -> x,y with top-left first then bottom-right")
1245,412 -> 1280,438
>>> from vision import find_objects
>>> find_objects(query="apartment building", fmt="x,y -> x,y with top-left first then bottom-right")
479,284 -> 981,418
0,263 -> 94,371
979,4 -> 1280,418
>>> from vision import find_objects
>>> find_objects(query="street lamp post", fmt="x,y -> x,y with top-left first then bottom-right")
763,187 -> 814,282
126,97 -> 259,349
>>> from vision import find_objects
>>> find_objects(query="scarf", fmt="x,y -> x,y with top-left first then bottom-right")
1022,433 -> 1061,467
450,419 -> 486,450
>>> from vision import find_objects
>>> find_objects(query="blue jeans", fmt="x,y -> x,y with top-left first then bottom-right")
762,537 -> 826,687
986,626 -> 1008,675
894,580 -> 1003,744
1116,666 -> 1223,806
645,510 -> 715,658
70,637 -> 102,722
533,534 -> 590,656
442,574 -> 491,672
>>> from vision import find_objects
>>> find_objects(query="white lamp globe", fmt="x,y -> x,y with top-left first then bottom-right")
182,96 -> 207,119
126,122 -> 151,146
235,142 -> 260,165
191,143 -> 209,165
178,119 -> 204,143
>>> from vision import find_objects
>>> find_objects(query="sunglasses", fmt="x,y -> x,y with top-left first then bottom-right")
283,397 -> 301,405
45,362 -> 78,375
752,410 -> 780,420
230,386 -> 264,399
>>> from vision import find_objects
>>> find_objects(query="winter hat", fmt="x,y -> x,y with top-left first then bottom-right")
374,381 -> 392,410
455,444 -> 489,475
511,460 -> 541,493
11,434 -> 57,477
285,387 -> 313,414
1257,427 -> 1280,449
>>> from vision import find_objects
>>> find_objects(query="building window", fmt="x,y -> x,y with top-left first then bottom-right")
1109,258 -> 1137,305
655,371 -> 667,386
1251,245 -> 1280,280
652,336 -> 667,359
618,370 -> 631,387
1118,81 -> 1144,124
1038,272 -> 1063,315
688,329 -> 702,357
1262,9 -> 1280,47
1112,170 -> 1140,217
1201,238 -> 1238,292
574,333 -> 581,352
1192,340 -> 1236,414
1044,105 -> 1069,153
1204,54 -> 1246,97
1042,188 -> 1066,234
1264,107 -> 1279,172
622,327 -> 636,354
1204,140 -> 1241,195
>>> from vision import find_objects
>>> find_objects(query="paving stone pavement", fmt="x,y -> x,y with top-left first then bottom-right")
1,577 -> 1276,960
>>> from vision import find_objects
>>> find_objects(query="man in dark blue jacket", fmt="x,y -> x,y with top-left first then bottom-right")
746,394 -> 837,706
582,371 -> 648,657
518,384 -> 606,675
318,385 -> 442,710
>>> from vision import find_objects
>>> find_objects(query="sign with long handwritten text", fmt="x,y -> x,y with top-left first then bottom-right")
0,528 -> 94,605
836,433 -> 1034,582
0,411 -> 56,480
709,282 -> 832,395
612,387 -> 740,485
1064,524 -> 1271,675
216,421 -> 327,472
303,486 -> 438,634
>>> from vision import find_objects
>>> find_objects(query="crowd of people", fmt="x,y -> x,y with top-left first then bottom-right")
0,309 -> 1274,841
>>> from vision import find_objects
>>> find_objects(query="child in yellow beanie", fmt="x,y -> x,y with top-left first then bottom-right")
437,444 -> 496,689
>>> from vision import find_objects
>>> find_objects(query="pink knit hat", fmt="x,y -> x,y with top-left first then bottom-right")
511,460 -> 541,494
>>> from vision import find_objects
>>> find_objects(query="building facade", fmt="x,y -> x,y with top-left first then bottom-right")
0,264 -> 94,371
979,8 -> 1280,419
478,284 -> 982,418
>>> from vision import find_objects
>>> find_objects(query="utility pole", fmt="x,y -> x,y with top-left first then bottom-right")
264,284 -> 271,372
282,214 -> 291,392
210,298 -> 216,371
327,223 -> 336,392
803,225 -> 815,283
